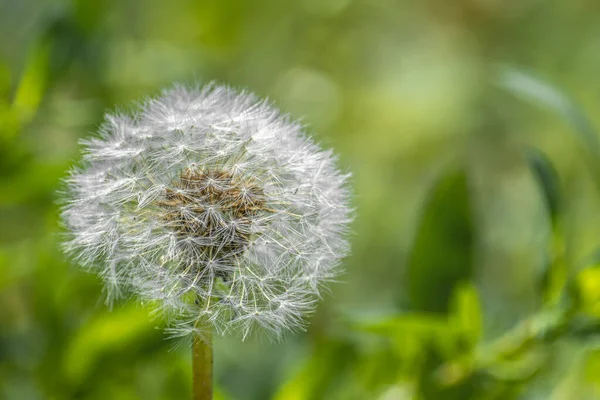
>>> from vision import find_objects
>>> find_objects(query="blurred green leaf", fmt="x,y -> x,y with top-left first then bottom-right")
63,304 -> 158,385
353,313 -> 448,337
407,167 -> 474,313
12,41 -> 49,131
524,148 -> 567,306
450,283 -> 483,350
525,148 -> 561,226
483,347 -> 546,383
273,339 -> 359,400
499,67 -> 600,188
576,266 -> 600,318
352,312 -> 462,374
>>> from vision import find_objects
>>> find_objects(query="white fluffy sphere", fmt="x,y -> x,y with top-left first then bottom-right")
61,83 -> 352,339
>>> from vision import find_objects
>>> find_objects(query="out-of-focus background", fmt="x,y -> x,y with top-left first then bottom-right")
3,0 -> 600,399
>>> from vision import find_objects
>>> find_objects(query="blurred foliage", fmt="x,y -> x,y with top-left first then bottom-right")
3,0 -> 600,399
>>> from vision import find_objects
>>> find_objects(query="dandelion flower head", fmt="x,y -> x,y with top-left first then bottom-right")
61,83 -> 352,338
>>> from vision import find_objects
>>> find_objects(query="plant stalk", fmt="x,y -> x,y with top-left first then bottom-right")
192,324 -> 213,400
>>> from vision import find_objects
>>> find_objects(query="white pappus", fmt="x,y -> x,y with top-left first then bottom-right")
61,83 -> 353,339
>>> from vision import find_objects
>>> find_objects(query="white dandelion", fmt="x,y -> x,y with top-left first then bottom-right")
61,83 -> 353,341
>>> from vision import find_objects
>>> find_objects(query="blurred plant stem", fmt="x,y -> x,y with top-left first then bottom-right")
193,321 -> 213,400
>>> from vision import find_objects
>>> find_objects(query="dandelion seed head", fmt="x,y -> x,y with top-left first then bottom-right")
61,83 -> 352,339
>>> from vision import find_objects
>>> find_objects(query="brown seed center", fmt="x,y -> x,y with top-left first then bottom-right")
157,167 -> 268,268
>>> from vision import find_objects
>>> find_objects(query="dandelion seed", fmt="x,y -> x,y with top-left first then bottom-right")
61,83 -> 353,342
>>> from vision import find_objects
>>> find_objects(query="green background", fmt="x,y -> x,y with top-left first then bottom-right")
3,0 -> 600,399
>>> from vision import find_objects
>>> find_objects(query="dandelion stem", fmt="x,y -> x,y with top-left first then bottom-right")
192,321 -> 213,400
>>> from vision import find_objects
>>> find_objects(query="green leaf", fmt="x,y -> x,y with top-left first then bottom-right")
407,167 -> 474,313
525,148 -> 561,226
352,313 -> 448,337
450,283 -> 483,349
273,339 -> 358,400
352,313 -> 459,367
12,41 -> 50,130
63,304 -> 159,385
498,67 -> 600,189
524,148 -> 566,305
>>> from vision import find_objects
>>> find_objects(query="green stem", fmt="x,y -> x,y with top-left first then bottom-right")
192,324 -> 213,400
